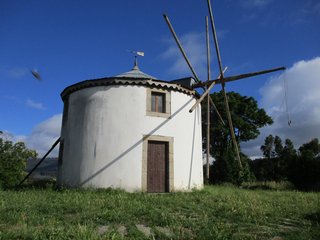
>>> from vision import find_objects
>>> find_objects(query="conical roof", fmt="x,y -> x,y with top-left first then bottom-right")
115,59 -> 157,80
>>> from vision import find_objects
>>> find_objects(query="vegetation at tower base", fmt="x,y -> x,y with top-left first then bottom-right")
0,186 -> 319,239
251,136 -> 320,191
0,133 -> 37,189
202,91 -> 273,185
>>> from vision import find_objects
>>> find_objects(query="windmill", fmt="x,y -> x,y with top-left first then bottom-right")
163,0 -> 286,182
17,0 -> 286,189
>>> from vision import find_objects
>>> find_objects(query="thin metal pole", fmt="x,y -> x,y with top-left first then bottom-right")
206,0 -> 242,169
206,16 -> 211,183
17,137 -> 61,187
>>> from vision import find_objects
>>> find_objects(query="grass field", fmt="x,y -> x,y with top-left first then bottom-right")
0,185 -> 319,239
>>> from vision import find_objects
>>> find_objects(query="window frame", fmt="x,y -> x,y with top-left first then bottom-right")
146,88 -> 171,118
151,92 -> 166,113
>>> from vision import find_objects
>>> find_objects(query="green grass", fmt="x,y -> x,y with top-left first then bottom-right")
241,181 -> 295,191
0,185 -> 319,239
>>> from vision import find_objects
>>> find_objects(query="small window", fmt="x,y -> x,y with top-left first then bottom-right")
151,92 -> 165,113
146,88 -> 171,118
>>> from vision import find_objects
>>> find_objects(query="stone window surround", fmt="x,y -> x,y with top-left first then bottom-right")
141,135 -> 174,192
146,88 -> 171,118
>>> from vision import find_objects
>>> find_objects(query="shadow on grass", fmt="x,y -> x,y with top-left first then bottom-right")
14,179 -> 57,190
304,211 -> 320,239
241,181 -> 295,191
241,185 -> 273,190
305,211 -> 320,224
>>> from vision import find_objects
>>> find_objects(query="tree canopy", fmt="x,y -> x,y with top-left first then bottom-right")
205,91 -> 273,157
298,138 -> 320,157
252,135 -> 320,190
0,133 -> 37,189
203,91 -> 273,184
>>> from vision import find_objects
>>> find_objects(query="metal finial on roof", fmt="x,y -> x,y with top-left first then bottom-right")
133,55 -> 139,70
128,50 -> 144,70
115,51 -> 157,79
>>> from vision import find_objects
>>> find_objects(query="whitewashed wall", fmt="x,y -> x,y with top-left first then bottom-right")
59,85 -> 203,191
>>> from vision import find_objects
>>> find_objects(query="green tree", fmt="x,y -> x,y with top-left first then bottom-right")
282,139 -> 296,158
281,139 -> 297,178
288,138 -> 320,190
259,135 -> 294,181
260,135 -> 275,159
298,138 -> 320,157
0,134 -> 37,189
203,91 -> 273,184
274,136 -> 283,157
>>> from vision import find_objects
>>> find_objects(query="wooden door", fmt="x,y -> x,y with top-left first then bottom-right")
147,141 -> 169,193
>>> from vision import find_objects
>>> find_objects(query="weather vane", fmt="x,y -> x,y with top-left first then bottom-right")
127,50 -> 144,68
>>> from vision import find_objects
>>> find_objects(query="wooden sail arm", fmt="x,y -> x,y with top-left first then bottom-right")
163,13 -> 225,125
189,66 -> 228,113
192,66 -> 286,88
189,81 -> 216,113
163,14 -> 201,83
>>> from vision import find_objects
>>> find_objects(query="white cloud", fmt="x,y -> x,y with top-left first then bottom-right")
0,131 -> 26,142
1,114 -> 62,157
161,32 -> 207,80
26,99 -> 45,110
25,114 -> 62,157
242,57 -> 320,157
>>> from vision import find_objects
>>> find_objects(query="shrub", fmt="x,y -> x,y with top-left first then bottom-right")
0,137 -> 37,189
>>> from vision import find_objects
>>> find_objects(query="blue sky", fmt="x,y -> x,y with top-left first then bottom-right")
1,0 -> 320,157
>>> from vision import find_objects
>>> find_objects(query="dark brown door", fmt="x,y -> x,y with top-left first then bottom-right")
147,141 -> 169,193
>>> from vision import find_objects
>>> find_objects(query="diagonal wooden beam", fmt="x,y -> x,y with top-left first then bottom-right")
163,13 -> 225,125
192,66 -> 286,88
163,14 -> 201,83
205,16 -> 211,183
207,0 -> 224,77
207,0 -> 242,170
209,95 -> 225,125
189,82 -> 216,113
189,67 -> 228,113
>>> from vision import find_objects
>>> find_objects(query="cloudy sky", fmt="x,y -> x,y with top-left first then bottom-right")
1,0 -> 319,157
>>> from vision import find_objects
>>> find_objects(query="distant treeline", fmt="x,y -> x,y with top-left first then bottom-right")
250,136 -> 320,191
207,136 -> 320,191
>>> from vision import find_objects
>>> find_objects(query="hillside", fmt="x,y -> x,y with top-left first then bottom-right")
26,158 -> 57,180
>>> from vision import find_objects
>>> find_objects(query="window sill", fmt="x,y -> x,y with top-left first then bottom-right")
146,111 -> 170,118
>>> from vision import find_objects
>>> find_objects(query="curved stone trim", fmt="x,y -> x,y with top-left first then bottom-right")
61,77 -> 196,101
